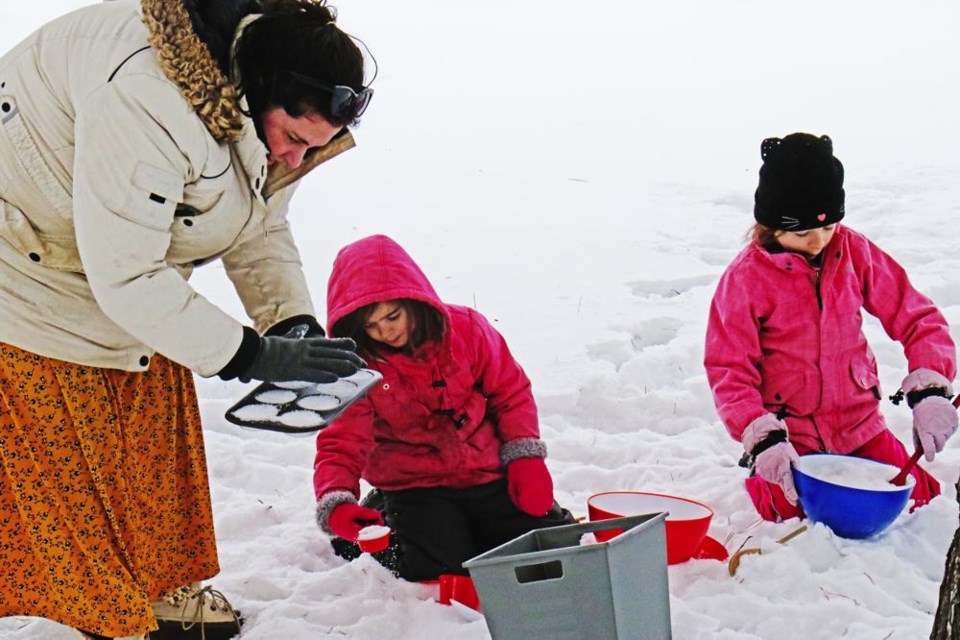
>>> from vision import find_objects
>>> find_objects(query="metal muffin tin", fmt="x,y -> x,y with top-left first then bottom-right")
225,368 -> 383,434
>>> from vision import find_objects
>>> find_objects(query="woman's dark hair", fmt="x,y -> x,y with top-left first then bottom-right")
233,0 -> 367,130
333,299 -> 445,357
184,0 -> 262,74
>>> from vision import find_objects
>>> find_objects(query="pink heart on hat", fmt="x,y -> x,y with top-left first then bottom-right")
817,213 -> 827,222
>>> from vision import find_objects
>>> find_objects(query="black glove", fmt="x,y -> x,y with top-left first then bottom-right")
240,335 -> 365,383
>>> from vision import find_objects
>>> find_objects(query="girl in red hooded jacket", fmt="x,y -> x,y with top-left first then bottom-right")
705,133 -> 957,522
314,234 -> 573,580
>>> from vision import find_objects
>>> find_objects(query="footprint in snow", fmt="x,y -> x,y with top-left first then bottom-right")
628,274 -> 715,298
587,317 -> 682,369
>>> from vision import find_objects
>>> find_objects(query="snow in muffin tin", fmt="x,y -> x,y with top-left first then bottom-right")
231,404 -> 324,428
273,410 -> 324,428
231,404 -> 280,421
297,394 -> 341,411
255,389 -> 298,404
311,379 -> 360,396
272,381 -> 315,390
228,369 -> 382,428
269,370 -> 373,393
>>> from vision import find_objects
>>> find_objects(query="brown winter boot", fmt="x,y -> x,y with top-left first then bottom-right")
149,583 -> 243,640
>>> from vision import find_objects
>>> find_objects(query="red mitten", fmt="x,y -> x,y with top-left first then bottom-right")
507,457 -> 554,516
328,503 -> 383,541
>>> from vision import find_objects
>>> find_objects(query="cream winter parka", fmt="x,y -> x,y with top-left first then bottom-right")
0,0 -> 350,375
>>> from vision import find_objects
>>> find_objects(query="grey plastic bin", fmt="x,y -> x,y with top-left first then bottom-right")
463,513 -> 671,640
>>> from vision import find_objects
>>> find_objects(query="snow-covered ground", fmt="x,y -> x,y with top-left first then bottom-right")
3,1 -> 960,638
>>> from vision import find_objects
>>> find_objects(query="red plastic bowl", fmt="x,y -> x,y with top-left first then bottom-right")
357,525 -> 391,553
588,491 -> 714,565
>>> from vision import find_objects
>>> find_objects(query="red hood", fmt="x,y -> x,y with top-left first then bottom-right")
326,235 -> 446,335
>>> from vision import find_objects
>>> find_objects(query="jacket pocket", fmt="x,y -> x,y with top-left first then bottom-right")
760,371 -> 812,416
0,199 -> 83,272
850,360 -> 882,400
119,162 -> 182,231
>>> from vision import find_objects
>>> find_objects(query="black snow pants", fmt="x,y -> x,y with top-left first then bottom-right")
332,479 -> 575,581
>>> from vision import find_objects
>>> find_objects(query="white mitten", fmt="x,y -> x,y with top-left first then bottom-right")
754,442 -> 800,505
912,396 -> 958,462
742,414 -> 788,453
742,414 -> 800,504
902,368 -> 957,462
901,368 -> 955,396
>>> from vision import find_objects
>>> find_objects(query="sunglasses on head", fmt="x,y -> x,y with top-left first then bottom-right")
286,71 -> 374,119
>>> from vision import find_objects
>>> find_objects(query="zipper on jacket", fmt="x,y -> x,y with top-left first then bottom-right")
814,268 -> 823,310
810,416 -> 828,453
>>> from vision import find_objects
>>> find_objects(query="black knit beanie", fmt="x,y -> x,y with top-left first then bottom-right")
754,133 -> 845,231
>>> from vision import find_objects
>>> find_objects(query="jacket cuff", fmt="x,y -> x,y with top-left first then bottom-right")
216,326 -> 262,381
907,387 -> 950,409
902,368 -> 954,397
741,414 -> 788,454
499,438 -> 547,468
316,490 -> 358,534
266,315 -> 325,338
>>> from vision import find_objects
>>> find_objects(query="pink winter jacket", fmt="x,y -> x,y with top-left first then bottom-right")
313,235 -> 541,499
705,224 -> 956,455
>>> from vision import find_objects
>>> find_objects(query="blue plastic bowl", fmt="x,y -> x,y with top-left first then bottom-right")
792,454 -> 915,539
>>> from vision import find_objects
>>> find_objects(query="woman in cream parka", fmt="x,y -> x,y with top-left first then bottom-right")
0,1 -> 370,638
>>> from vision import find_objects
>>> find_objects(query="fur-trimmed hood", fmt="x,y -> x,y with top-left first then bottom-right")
140,0 -> 246,142
326,235 -> 449,336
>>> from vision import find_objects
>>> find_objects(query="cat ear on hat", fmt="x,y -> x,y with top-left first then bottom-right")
760,137 -> 782,160
818,135 -> 833,154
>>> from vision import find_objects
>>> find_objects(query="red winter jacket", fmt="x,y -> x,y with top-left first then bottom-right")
313,235 -> 542,500
705,225 -> 956,455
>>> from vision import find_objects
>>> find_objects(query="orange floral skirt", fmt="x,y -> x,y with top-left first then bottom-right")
0,342 -> 220,636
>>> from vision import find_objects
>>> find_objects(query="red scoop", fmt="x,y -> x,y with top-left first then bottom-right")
890,393 -> 960,486
889,448 -> 922,486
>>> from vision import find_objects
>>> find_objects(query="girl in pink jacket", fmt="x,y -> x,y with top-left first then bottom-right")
314,235 -> 572,580
705,133 -> 957,522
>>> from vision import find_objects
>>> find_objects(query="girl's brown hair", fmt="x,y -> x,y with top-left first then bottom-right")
332,299 -> 444,357
749,223 -> 781,251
